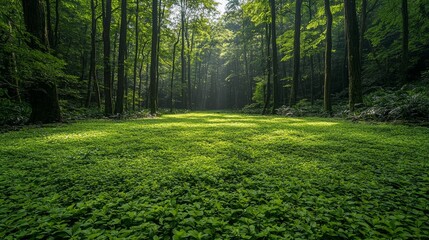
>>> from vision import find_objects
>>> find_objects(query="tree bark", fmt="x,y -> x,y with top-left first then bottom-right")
344,0 -> 363,110
290,0 -> 302,106
359,0 -> 367,65
171,29 -> 181,112
324,0 -> 333,113
149,0 -> 159,115
115,0 -> 127,114
22,0 -> 61,123
46,0 -> 54,46
86,0 -> 100,109
270,0 -> 280,114
102,0 -> 113,116
132,0 -> 139,111
262,23 -> 271,115
54,0 -> 59,47
180,0 -> 187,109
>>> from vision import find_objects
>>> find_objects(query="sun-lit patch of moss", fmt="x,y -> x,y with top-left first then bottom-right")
0,113 -> 428,239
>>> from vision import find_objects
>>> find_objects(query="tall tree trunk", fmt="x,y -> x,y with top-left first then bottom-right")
115,0 -> 127,114
324,0 -> 333,113
344,0 -> 363,110
111,30 -> 118,101
359,0 -> 367,65
86,0 -> 100,109
290,0 -> 302,106
149,0 -> 159,115
308,0 -> 315,105
46,0 -> 53,45
54,0 -> 59,47
270,0 -> 280,114
180,0 -> 187,108
401,0 -> 409,82
155,3 -> 164,108
138,48 -> 144,111
102,0 -> 113,116
22,0 -> 61,123
132,0 -> 139,111
145,62 -> 149,109
170,29 -> 181,112
186,26 -> 194,109
262,23 -> 271,115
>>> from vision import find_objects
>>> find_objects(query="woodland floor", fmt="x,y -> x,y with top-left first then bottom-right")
1,113 -> 429,239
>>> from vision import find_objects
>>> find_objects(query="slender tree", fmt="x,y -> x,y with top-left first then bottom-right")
180,0 -> 187,109
344,0 -> 363,110
86,0 -> 100,109
270,0 -> 280,113
149,0 -> 159,115
290,0 -> 302,106
115,0 -> 127,114
102,0 -> 113,116
324,0 -> 333,112
132,0 -> 140,111
171,29 -> 181,112
359,0 -> 367,64
262,23 -> 271,115
54,0 -> 59,47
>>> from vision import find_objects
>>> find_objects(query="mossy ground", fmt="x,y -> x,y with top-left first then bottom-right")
1,113 -> 428,239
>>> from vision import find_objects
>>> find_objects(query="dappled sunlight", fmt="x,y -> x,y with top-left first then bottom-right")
42,130 -> 111,143
288,121 -> 339,127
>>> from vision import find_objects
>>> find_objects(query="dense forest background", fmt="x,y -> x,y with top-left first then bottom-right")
1,0 -> 428,125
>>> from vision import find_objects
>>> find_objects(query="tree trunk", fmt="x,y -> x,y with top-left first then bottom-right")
171,29 -> 181,112
344,0 -> 363,110
46,0 -> 53,45
115,0 -> 127,114
401,0 -> 409,82
186,26 -> 194,109
180,0 -> 187,108
308,0 -> 315,105
262,23 -> 271,115
86,0 -> 99,109
359,0 -> 367,65
149,0 -> 159,115
155,2 -> 164,108
290,0 -> 302,106
270,0 -> 280,114
54,0 -> 59,47
132,0 -> 139,111
324,0 -> 333,113
102,0 -> 113,116
22,0 -> 61,123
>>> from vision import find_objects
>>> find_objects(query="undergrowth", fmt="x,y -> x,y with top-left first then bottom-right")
1,113 -> 428,239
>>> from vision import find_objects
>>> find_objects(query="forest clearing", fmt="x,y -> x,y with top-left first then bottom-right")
1,0 -> 429,238
1,113 -> 428,238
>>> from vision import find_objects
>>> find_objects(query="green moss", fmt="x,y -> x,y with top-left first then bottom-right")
1,113 -> 428,239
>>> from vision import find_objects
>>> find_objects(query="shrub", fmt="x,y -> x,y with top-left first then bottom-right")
241,103 -> 264,114
276,99 -> 325,117
358,87 -> 429,122
0,90 -> 30,126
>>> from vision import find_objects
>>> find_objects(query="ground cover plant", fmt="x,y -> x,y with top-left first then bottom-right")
1,113 -> 429,239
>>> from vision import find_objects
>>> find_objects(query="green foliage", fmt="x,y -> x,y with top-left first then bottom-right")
241,103 -> 263,114
252,76 -> 266,104
276,99 -> 325,117
356,85 -> 429,122
1,113 -> 429,239
0,90 -> 30,126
